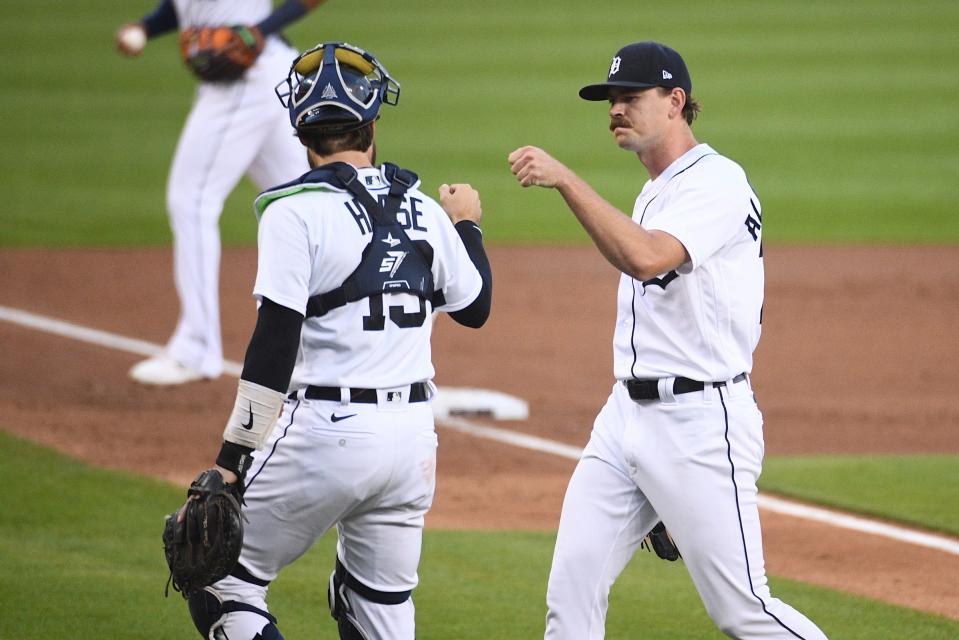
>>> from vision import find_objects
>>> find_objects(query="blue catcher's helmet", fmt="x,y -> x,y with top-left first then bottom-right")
275,42 -> 400,134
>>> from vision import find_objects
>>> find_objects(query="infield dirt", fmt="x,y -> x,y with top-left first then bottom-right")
1,245 -> 957,619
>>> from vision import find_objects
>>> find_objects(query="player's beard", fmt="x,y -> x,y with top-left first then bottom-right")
370,142 -> 377,166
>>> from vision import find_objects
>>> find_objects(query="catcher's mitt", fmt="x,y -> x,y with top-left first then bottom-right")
641,521 -> 681,561
179,25 -> 264,82
163,469 -> 245,598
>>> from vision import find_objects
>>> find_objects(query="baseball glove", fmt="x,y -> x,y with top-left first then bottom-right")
179,25 -> 264,82
162,469 -> 245,598
641,521 -> 681,561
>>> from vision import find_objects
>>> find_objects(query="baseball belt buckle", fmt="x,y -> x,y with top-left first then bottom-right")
377,385 -> 411,411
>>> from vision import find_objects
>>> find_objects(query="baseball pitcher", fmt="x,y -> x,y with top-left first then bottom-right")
116,1 -> 324,385
162,41 -> 493,640
509,41 -> 829,639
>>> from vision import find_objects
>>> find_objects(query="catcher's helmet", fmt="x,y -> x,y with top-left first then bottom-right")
276,42 -> 400,134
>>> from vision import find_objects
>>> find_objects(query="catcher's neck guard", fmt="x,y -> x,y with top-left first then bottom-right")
275,42 -> 400,134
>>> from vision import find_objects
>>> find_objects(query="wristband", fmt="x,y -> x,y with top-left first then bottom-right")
215,441 -> 255,478
223,379 -> 287,450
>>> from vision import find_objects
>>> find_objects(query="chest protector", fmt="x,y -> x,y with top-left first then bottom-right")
258,162 -> 437,319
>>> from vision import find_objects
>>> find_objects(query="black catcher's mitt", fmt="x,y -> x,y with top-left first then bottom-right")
641,521 -> 681,561
163,469 -> 244,597
179,25 -> 264,83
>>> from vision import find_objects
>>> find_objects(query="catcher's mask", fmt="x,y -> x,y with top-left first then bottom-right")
276,42 -> 400,134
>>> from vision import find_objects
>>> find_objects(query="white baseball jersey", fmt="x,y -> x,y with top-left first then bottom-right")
253,165 -> 483,390
173,0 -> 271,29
612,143 -> 764,382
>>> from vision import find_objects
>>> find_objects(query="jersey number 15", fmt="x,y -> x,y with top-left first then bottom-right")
362,294 -> 428,331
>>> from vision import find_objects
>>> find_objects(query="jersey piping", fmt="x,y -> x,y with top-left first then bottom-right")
629,150 -> 718,380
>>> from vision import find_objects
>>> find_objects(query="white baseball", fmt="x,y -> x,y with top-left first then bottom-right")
119,26 -> 147,55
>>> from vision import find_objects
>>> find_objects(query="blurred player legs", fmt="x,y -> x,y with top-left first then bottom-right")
131,43 -> 306,384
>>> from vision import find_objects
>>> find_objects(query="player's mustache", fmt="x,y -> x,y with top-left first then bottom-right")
609,117 -> 631,131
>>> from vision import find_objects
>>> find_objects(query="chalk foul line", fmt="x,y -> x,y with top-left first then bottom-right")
1,303 -> 957,556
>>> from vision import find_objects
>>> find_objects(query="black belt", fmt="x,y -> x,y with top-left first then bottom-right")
625,373 -> 747,401
290,382 -> 429,403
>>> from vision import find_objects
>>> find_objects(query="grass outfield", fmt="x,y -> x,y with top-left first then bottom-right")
761,454 -> 959,537
2,431 -> 959,638
1,0 -> 958,246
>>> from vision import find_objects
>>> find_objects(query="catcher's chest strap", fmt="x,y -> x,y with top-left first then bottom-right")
305,164 -> 438,318
336,163 -> 412,227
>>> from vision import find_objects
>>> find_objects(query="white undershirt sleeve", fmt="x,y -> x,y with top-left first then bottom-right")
253,202 -> 313,315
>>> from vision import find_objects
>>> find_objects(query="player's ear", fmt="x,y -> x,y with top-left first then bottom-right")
669,88 -> 687,120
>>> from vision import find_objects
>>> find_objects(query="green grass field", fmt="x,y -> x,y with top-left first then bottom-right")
1,0 -> 958,245
761,454 -> 959,536
2,431 -> 958,639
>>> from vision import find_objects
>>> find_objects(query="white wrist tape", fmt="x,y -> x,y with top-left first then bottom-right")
223,379 -> 287,450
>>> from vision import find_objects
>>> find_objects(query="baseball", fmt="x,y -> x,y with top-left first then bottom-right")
118,25 -> 146,55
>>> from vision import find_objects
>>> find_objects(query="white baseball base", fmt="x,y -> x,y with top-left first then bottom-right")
433,387 -> 529,421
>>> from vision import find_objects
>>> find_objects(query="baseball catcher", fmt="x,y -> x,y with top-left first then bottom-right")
155,39 -> 492,640
162,469 -> 245,598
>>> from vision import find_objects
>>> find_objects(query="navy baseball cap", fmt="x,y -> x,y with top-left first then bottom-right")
579,41 -> 692,101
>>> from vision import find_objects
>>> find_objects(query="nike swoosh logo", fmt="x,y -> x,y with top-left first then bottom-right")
241,402 -> 254,430
331,413 -> 357,423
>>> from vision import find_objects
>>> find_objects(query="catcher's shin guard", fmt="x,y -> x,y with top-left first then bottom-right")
188,587 -> 227,638
328,568 -> 371,640
188,587 -> 283,640
328,557 -> 412,640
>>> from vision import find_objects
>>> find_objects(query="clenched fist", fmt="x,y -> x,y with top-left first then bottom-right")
508,146 -> 571,188
439,183 -> 482,225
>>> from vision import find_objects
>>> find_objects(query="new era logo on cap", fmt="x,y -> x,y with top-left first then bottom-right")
580,41 -> 692,101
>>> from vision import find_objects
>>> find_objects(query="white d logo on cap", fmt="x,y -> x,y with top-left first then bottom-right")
609,56 -> 621,77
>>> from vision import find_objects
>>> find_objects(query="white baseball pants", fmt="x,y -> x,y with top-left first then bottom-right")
545,379 -> 828,639
164,41 -> 307,377
211,391 -> 438,640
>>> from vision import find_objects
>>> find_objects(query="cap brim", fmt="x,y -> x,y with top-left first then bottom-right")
578,80 -> 658,101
